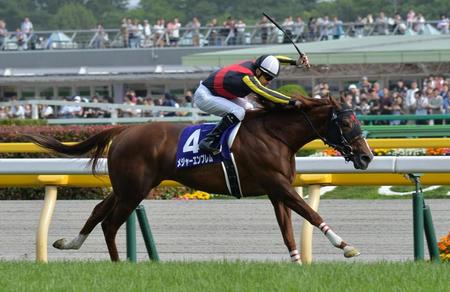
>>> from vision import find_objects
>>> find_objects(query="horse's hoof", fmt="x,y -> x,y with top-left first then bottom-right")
343,245 -> 360,258
292,260 -> 302,265
53,238 -> 67,249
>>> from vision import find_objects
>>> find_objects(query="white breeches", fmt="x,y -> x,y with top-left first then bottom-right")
193,83 -> 254,121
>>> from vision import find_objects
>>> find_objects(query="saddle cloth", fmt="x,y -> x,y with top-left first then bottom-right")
176,123 -> 239,168
176,122 -> 243,198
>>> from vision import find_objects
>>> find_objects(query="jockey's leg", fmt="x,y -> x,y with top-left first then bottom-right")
198,113 -> 240,155
193,83 -> 244,154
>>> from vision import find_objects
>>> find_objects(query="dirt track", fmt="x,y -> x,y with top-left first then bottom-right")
1,199 -> 449,262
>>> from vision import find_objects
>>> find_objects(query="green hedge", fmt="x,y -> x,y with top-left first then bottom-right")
0,125 -> 191,200
0,125 -> 114,199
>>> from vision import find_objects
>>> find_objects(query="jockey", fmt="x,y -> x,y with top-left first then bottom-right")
194,54 -> 310,154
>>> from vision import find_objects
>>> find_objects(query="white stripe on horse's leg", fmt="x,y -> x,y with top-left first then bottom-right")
319,222 -> 360,258
319,222 -> 343,247
289,249 -> 301,264
53,234 -> 88,250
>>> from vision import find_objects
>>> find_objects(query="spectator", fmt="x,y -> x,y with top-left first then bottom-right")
358,76 -> 372,94
375,11 -> 389,35
161,92 -> 179,116
153,19 -> 165,47
392,13 -> 406,35
415,91 -> 429,125
293,16 -> 305,42
414,13 -> 426,34
207,18 -> 219,46
235,19 -> 246,45
20,17 -> 33,49
0,20 -> 7,50
0,106 -> 8,119
120,18 -> 128,48
379,88 -> 393,124
191,17 -> 201,47
282,16 -> 294,43
128,19 -> 140,48
367,88 -> 380,116
223,16 -> 236,45
437,14 -> 449,34
353,16 -> 365,38
390,93 -> 404,125
359,97 -> 371,115
307,17 -> 318,41
167,18 -> 181,47
92,24 -> 107,48
15,28 -> 26,50
8,95 -> 25,119
428,88 -> 444,125
121,94 -> 137,117
331,16 -> 344,39
406,9 -> 416,29
405,81 -> 419,115
318,16 -> 330,41
259,15 -> 270,44
348,84 -> 360,107
59,96 -> 83,118
143,20 -> 152,47
40,98 -> 54,119
441,83 -> 450,124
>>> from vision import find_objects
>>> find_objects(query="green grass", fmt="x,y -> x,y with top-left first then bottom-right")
0,261 -> 447,291
321,185 -> 450,199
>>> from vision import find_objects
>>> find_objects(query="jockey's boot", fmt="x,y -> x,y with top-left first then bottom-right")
199,113 -> 240,155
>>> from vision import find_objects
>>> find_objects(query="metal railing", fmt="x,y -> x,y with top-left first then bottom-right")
0,19 -> 448,51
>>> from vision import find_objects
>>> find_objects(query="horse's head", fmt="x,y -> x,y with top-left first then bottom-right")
324,98 -> 373,170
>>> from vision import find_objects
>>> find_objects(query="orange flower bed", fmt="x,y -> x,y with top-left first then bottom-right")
438,232 -> 450,262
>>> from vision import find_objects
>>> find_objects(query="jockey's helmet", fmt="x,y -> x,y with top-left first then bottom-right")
255,55 -> 280,79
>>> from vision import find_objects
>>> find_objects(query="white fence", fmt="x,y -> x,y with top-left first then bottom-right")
1,156 -> 449,263
0,99 -> 219,124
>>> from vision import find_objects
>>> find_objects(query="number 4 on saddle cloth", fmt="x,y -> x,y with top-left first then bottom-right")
176,122 -> 243,197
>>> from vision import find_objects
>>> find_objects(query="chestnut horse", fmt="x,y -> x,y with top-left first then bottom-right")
26,95 -> 373,263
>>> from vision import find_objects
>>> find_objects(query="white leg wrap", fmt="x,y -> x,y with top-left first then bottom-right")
319,222 -> 343,247
289,249 -> 301,262
63,234 -> 88,250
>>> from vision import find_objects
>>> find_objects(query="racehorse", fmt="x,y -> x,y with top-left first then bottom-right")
25,94 -> 373,263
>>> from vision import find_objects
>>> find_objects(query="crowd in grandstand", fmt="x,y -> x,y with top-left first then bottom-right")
1,9 -> 449,50
1,75 -> 449,124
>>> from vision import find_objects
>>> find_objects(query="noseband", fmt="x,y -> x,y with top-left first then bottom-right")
301,107 -> 363,162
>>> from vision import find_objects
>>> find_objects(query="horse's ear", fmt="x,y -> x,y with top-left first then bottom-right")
329,95 -> 343,110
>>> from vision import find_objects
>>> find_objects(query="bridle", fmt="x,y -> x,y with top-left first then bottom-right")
300,106 -> 363,162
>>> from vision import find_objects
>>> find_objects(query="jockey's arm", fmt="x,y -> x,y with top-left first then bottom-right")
242,75 -> 297,106
274,55 -> 297,66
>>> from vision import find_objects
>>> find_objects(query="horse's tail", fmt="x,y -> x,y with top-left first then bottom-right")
23,126 -> 128,174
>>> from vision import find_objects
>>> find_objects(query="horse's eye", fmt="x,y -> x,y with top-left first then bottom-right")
342,120 -> 351,128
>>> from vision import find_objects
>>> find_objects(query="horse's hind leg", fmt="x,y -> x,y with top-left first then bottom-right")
53,193 -> 117,250
101,196 -> 142,261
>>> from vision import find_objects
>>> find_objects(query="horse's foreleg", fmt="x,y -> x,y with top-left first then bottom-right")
53,193 -> 117,250
268,197 -> 300,264
318,222 -> 360,258
267,177 -> 359,258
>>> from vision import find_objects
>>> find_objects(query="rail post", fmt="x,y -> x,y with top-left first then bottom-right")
136,205 -> 160,261
126,210 -> 137,262
408,173 -> 425,260
36,175 -> 68,263
423,204 -> 440,262
296,174 -> 332,264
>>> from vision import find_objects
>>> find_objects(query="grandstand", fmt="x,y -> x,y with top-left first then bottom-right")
0,34 -> 450,101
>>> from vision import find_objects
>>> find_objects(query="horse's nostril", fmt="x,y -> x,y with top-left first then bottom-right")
361,155 -> 372,163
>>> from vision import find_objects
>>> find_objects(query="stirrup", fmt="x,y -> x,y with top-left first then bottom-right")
199,137 -> 222,155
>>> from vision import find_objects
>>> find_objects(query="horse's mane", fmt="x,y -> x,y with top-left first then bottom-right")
245,94 -> 338,120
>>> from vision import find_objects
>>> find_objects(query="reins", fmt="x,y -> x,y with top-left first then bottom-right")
299,106 -> 361,162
